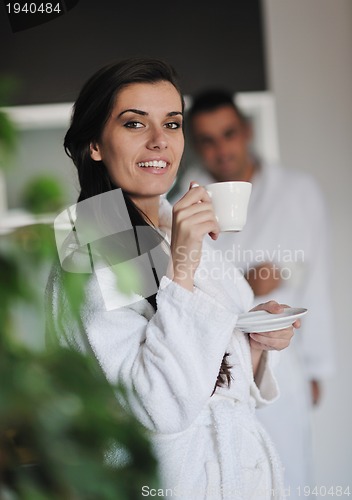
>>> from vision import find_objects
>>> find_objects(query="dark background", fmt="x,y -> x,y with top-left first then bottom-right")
0,0 -> 267,104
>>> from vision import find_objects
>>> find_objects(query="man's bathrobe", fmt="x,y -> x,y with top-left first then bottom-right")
46,195 -> 285,500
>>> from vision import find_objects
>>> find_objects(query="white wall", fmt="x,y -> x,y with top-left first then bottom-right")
262,0 -> 352,491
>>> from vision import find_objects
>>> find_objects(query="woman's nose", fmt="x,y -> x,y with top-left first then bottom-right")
146,127 -> 168,150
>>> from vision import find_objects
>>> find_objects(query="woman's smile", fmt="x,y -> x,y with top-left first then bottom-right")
136,158 -> 170,174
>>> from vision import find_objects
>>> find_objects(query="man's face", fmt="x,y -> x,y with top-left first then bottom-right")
191,105 -> 252,182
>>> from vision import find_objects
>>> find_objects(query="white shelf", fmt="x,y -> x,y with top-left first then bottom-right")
1,102 -> 73,130
0,209 -> 55,235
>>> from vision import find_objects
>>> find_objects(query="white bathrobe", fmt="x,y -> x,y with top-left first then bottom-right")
170,161 -> 335,497
46,195 -> 285,500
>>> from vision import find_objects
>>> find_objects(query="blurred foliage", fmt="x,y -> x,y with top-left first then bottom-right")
22,175 -> 66,214
0,220 -> 159,499
0,76 -> 21,106
0,76 -> 20,168
0,110 -> 17,168
0,108 -> 159,497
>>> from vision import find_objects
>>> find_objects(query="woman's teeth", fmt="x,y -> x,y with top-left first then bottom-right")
137,160 -> 167,169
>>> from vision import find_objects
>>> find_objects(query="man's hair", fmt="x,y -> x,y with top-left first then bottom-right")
188,89 -> 248,124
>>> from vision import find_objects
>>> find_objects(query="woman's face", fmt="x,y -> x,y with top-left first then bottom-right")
90,81 -> 184,202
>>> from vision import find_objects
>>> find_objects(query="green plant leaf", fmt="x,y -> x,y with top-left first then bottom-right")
21,176 -> 66,214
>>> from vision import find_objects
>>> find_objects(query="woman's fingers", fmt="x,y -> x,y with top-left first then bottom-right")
250,300 -> 284,314
171,182 -> 220,290
249,337 -> 276,351
174,183 -> 212,210
174,201 -> 215,220
249,301 -> 302,337
174,205 -> 219,238
173,185 -> 220,240
249,327 -> 294,351
250,301 -> 301,329
247,299 -> 299,352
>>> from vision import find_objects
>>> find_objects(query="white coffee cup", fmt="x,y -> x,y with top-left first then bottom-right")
205,181 -> 252,232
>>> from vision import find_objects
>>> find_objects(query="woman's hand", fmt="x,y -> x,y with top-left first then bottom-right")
248,301 -> 300,377
249,301 -> 299,352
171,182 -> 220,291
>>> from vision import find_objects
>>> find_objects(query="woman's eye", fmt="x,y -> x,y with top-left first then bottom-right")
124,121 -> 143,129
165,122 -> 182,129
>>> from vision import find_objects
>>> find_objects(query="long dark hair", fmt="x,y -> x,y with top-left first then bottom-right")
64,57 -> 231,395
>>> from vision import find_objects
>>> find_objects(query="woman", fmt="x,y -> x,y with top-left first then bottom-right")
46,58 -> 297,499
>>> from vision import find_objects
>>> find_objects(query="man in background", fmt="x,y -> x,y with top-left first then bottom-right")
168,90 -> 335,497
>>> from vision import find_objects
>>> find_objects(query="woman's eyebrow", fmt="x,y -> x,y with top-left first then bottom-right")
117,109 -> 183,118
118,108 -> 147,118
167,111 -> 183,117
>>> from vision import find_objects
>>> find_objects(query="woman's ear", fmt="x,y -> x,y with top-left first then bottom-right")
90,142 -> 102,161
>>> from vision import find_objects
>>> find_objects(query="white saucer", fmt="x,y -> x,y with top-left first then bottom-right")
236,307 -> 308,333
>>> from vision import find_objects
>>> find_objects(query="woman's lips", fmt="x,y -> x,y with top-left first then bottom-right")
136,160 -> 170,174
137,160 -> 168,169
